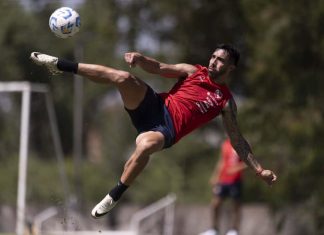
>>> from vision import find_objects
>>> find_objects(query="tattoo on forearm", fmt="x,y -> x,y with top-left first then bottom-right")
246,152 -> 261,171
222,99 -> 261,172
234,140 -> 260,171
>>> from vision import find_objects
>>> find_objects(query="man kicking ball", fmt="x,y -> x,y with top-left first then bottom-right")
30,44 -> 277,218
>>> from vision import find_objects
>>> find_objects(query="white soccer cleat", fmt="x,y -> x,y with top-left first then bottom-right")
225,229 -> 238,235
30,52 -> 62,75
199,229 -> 218,235
91,194 -> 117,219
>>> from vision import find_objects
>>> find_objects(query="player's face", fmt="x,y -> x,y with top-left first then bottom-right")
208,49 -> 234,78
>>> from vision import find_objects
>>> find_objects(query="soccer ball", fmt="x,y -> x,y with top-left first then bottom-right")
49,7 -> 81,39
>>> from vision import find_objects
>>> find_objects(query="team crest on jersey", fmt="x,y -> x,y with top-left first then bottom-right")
215,89 -> 223,100
195,89 -> 224,114
196,74 -> 206,81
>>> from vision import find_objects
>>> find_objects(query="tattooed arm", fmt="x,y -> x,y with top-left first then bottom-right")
221,98 -> 277,185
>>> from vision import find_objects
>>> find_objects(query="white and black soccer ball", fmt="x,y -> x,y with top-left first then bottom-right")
49,7 -> 81,39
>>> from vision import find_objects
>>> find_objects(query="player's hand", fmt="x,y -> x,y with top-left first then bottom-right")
124,52 -> 142,68
258,169 -> 277,186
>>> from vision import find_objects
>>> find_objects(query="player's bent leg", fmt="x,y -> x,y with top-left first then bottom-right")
121,131 -> 165,185
91,131 -> 164,218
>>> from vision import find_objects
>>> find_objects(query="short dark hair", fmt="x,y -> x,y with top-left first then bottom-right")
215,44 -> 240,66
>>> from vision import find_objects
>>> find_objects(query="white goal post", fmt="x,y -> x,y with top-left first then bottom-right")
130,193 -> 177,235
0,82 -> 70,235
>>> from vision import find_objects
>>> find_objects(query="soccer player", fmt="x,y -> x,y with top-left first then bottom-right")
30,44 -> 277,219
199,138 -> 247,235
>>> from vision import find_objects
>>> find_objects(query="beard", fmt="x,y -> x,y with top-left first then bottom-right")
208,68 -> 227,79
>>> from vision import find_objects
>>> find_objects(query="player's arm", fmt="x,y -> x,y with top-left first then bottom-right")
124,52 -> 197,78
221,98 -> 277,185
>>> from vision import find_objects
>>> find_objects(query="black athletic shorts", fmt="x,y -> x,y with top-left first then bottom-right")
125,85 -> 175,148
212,181 -> 242,200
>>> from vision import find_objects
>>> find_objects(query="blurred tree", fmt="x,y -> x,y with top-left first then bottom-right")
0,2 -> 323,232
240,0 -> 324,231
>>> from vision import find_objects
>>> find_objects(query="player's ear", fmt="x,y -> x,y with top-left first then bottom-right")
228,64 -> 236,72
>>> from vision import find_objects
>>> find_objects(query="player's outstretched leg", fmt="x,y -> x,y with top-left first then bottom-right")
30,51 -> 148,110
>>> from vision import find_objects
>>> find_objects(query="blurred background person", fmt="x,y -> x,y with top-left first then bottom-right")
200,138 -> 247,235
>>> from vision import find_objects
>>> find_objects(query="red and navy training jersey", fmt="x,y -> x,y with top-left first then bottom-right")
159,65 -> 232,142
218,139 -> 243,184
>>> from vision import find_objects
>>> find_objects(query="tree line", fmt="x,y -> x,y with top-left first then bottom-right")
0,0 -> 323,231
